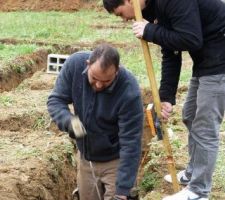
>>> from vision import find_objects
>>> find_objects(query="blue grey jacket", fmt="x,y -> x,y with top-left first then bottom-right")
47,51 -> 143,196
142,0 -> 225,104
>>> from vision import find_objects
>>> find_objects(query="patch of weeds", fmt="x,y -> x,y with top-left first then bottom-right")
144,143 -> 165,169
140,172 -> 159,192
35,29 -> 51,38
220,120 -> 225,132
0,44 -> 39,65
10,58 -> 36,74
171,139 -> 182,149
32,115 -> 48,130
46,140 -> 76,167
10,63 -> 27,73
48,153 -> 60,162
62,142 -> 76,167
171,125 -> 184,132
14,146 -> 41,159
0,95 -> 14,106
0,43 -> 4,50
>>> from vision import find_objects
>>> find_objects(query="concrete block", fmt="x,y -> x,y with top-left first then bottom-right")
47,54 -> 69,74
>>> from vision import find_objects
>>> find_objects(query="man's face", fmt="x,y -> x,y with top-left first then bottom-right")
113,0 -> 135,21
87,60 -> 117,92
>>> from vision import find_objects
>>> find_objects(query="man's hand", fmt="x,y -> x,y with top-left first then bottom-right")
132,20 -> 149,39
161,102 -> 173,122
114,195 -> 127,200
71,116 -> 87,138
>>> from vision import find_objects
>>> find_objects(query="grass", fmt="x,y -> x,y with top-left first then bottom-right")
140,172 -> 159,192
212,121 -> 225,194
0,95 -> 14,106
0,11 -> 133,44
0,11 -> 160,87
0,43 -> 41,68
213,139 -> 225,192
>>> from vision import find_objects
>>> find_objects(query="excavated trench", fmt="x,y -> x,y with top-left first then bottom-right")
0,46 -> 78,200
0,42 -> 153,200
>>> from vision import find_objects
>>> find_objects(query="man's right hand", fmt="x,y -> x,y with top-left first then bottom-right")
70,116 -> 87,138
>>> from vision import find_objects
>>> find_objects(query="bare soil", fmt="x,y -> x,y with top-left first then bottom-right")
0,0 -> 80,12
0,49 -> 49,92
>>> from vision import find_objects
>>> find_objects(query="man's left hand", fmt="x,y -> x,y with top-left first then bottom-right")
132,20 -> 149,39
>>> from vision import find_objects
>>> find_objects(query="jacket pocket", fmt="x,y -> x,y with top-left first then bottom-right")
86,130 -> 119,160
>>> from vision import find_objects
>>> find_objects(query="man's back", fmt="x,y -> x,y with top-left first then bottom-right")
197,0 -> 225,40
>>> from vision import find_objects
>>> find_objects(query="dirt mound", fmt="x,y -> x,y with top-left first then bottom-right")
0,0 -> 80,12
0,49 -> 49,92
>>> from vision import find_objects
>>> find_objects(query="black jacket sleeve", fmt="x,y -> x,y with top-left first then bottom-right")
159,48 -> 182,105
143,0 -> 203,51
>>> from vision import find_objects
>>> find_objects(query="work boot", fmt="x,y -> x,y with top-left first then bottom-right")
162,188 -> 208,200
164,170 -> 190,185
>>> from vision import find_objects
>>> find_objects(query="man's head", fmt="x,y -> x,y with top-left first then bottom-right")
103,0 -> 135,21
87,44 -> 119,92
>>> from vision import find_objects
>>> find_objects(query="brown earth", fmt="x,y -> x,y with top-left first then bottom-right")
0,0 -> 80,12
0,49 -> 49,92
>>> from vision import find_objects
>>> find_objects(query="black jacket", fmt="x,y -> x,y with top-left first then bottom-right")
47,52 -> 143,196
142,0 -> 225,104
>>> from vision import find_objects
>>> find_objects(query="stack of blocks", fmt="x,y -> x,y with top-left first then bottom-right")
47,54 -> 69,74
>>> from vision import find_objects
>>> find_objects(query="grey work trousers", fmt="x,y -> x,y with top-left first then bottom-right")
182,74 -> 225,197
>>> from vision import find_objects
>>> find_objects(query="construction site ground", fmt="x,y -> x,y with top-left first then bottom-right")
0,1 -> 225,200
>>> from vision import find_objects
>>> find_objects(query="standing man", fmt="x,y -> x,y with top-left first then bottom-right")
103,0 -> 225,200
47,44 -> 143,200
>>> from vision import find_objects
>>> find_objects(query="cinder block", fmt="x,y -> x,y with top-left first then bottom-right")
47,54 -> 69,74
